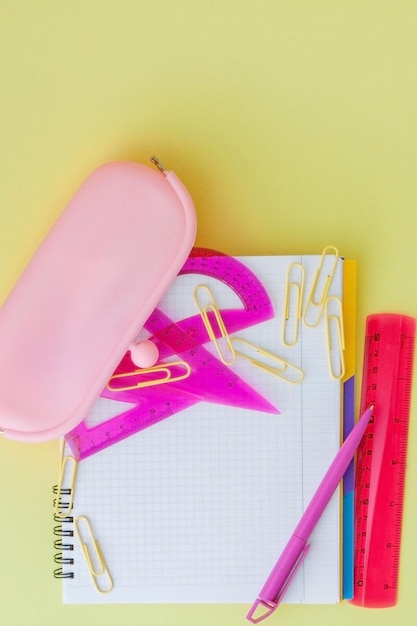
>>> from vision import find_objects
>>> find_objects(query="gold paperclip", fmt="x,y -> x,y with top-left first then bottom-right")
107,360 -> 191,392
231,337 -> 304,384
282,262 -> 305,347
193,284 -> 236,365
54,446 -> 78,520
303,245 -> 339,328
75,516 -> 114,594
325,296 -> 345,380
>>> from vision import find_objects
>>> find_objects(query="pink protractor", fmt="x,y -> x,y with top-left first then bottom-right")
152,251 -> 275,360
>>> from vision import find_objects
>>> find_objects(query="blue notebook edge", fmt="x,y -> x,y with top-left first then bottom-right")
342,375 -> 355,599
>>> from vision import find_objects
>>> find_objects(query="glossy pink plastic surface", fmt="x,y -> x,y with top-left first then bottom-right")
65,251 -> 277,460
0,161 -> 196,442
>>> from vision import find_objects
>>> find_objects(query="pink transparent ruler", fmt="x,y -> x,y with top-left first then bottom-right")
67,383 -> 203,460
142,308 -> 277,412
65,249 -> 276,460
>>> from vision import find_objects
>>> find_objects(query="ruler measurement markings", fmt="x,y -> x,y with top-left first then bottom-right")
66,250 -> 275,460
351,314 -> 415,608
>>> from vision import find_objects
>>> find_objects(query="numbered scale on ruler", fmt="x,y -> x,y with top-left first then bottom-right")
351,314 -> 415,608
65,248 -> 276,460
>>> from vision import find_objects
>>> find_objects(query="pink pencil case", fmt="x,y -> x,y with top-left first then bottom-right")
0,159 -> 196,442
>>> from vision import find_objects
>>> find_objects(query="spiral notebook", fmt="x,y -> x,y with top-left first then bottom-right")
53,252 -> 355,605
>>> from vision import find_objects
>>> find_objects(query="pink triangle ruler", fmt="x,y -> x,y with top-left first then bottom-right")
65,248 -> 277,460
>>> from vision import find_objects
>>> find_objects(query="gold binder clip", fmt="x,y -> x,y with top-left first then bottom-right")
231,337 -> 304,384
193,284 -> 236,365
282,262 -> 305,347
107,360 -> 191,392
54,446 -> 78,520
325,296 -> 345,380
303,245 -> 339,328
75,516 -> 114,594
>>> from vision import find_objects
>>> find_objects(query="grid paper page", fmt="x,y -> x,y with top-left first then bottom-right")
61,254 -> 343,604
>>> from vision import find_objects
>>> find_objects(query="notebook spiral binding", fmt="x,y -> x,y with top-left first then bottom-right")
52,485 -> 74,579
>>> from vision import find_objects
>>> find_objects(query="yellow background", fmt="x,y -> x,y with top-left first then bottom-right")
1,2 -> 416,625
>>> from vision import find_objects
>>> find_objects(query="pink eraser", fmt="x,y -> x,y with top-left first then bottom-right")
0,159 -> 197,442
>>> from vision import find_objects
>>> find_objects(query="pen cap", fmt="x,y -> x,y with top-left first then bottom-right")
0,160 -> 197,442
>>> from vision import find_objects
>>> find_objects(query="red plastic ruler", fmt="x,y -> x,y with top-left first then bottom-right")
351,313 -> 415,607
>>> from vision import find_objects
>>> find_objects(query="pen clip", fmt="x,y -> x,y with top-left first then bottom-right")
246,543 -> 311,624
274,542 -> 311,604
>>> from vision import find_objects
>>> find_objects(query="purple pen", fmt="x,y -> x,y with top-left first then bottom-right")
247,405 -> 374,624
